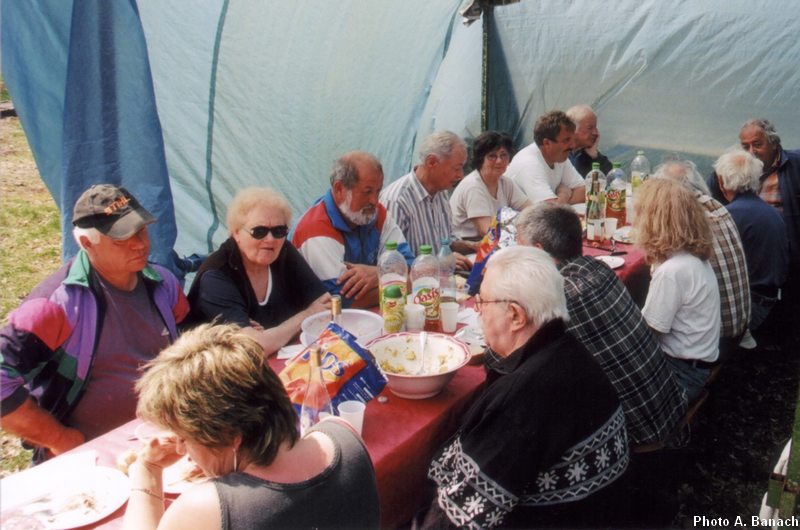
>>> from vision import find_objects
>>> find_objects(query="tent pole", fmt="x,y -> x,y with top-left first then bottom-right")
481,5 -> 492,132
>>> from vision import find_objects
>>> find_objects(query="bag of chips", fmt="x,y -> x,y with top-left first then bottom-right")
466,207 -> 520,294
279,322 -> 387,411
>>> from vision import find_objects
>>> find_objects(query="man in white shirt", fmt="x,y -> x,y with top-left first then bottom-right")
506,111 -> 586,205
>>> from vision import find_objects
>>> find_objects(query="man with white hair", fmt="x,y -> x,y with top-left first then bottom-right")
654,159 -> 751,352
708,119 -> 800,319
293,151 -> 414,308
423,246 -> 629,528
566,104 -> 612,177
380,130 -> 474,265
0,184 -> 189,460
506,110 -> 586,204
714,150 -> 788,331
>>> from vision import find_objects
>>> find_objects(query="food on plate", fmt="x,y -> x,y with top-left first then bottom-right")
177,459 -> 205,484
375,335 -> 459,375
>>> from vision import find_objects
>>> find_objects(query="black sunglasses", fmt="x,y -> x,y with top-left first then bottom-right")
248,225 -> 289,240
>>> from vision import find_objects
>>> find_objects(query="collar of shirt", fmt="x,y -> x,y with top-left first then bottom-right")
408,168 -> 440,204
322,189 -> 377,234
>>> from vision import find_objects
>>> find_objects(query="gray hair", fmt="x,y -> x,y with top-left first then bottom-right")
330,151 -> 382,189
653,159 -> 711,196
565,104 -> 595,127
484,245 -> 569,328
73,226 -> 102,249
713,149 -> 763,194
515,203 -> 583,261
418,131 -> 466,163
741,118 -> 781,147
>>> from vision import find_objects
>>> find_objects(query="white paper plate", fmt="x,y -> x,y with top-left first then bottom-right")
162,455 -> 207,495
1,465 -> 129,529
594,255 -> 625,269
612,226 -> 633,244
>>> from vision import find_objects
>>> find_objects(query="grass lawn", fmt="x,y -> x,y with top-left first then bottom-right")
0,110 -> 61,476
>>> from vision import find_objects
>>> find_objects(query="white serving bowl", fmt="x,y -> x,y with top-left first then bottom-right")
366,332 -> 470,399
300,309 -> 383,346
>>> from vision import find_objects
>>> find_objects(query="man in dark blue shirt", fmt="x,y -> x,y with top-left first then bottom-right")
714,150 -> 788,331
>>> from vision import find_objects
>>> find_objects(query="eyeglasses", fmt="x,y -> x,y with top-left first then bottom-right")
474,293 -> 515,312
486,152 -> 510,162
248,225 -> 289,240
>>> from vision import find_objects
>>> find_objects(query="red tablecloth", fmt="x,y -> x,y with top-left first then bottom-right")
58,360 -> 485,529
582,241 -> 649,305
33,251 -> 649,529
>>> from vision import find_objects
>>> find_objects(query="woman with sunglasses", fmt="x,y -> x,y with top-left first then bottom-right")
186,187 -> 331,355
449,131 -> 531,241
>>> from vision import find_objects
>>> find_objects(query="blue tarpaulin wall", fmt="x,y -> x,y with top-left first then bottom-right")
2,0 -> 799,273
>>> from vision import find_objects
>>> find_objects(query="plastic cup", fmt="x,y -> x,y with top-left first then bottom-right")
440,301 -> 459,333
337,400 -> 366,435
604,217 -> 618,241
405,304 -> 425,331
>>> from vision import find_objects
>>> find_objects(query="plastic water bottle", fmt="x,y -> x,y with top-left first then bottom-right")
437,238 -> 457,304
584,162 -> 606,214
605,162 -> 627,227
378,241 -> 408,314
411,244 -> 441,332
630,150 -> 651,189
630,151 -> 651,224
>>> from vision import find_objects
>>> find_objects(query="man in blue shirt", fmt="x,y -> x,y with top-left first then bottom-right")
714,150 -> 788,331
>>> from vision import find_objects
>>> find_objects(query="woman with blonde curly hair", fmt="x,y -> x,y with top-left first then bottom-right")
634,178 -> 720,401
123,323 -> 379,530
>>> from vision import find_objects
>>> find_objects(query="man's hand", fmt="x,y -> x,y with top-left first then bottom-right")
3,397 -> 86,457
338,263 -> 379,300
50,426 -> 86,456
454,252 -> 473,271
554,183 -> 573,204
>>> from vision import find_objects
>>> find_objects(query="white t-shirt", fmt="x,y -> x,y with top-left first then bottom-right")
642,252 -> 721,362
505,142 -> 584,203
449,169 -> 530,239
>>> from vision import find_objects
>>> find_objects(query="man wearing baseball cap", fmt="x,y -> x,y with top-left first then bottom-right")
0,184 -> 189,461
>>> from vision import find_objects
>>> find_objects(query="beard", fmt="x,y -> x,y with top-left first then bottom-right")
338,190 -> 377,226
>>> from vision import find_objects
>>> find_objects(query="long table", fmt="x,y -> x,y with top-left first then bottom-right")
19,245 -> 649,529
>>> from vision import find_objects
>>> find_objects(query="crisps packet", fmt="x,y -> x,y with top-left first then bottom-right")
466,206 -> 520,294
279,323 -> 387,411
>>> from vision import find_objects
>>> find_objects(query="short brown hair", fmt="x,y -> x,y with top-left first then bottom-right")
634,178 -> 712,264
533,111 -> 575,146
136,323 -> 299,466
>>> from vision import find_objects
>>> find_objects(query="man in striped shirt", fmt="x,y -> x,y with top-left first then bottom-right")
380,131 -> 474,268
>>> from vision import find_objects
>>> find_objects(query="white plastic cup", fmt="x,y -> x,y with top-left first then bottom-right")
337,400 -> 366,435
405,303 -> 425,332
440,302 -> 459,333
604,217 -> 618,241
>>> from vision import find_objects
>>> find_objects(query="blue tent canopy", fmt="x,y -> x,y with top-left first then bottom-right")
3,0 -> 798,275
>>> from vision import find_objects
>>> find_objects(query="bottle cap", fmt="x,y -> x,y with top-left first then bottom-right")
385,241 -> 398,250
419,244 -> 432,255
440,237 -> 450,245
637,150 -> 645,155
592,162 -> 600,169
612,162 -> 621,168
385,285 -> 403,299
